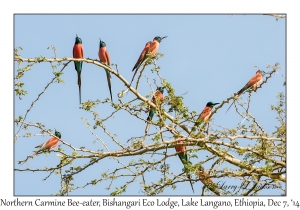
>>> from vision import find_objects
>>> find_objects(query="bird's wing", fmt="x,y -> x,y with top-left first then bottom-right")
43,137 -> 57,150
81,45 -> 84,58
72,45 -> 75,57
98,48 -> 101,60
50,139 -> 59,149
199,107 -> 211,120
148,42 -> 158,55
35,142 -> 44,149
105,49 -> 110,66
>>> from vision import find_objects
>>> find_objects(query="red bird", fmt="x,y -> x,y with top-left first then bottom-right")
132,41 -> 152,72
130,41 -> 151,87
226,70 -> 264,114
130,36 -> 167,87
148,36 -> 167,55
98,39 -> 113,102
198,165 -> 220,196
175,140 -> 195,193
145,87 -> 165,134
31,130 -> 61,157
73,34 -> 84,104
19,130 -> 62,166
191,102 -> 219,133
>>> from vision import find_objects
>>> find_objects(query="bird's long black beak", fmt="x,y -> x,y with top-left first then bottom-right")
162,36 -> 168,39
214,103 -> 220,106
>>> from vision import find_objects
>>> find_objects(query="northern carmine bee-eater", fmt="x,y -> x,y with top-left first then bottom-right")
130,36 -> 167,87
130,41 -> 151,87
198,165 -> 220,196
225,70 -> 264,114
132,41 -> 152,72
31,130 -> 61,157
175,140 -> 195,193
19,130 -> 61,166
148,36 -> 168,55
98,39 -> 113,102
73,34 -> 84,104
191,102 -> 219,133
145,87 -> 165,134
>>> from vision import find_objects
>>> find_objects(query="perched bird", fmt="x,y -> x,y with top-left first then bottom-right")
130,36 -> 167,87
198,165 -> 220,196
19,130 -> 61,166
148,36 -> 168,56
132,41 -> 152,72
32,130 -> 61,157
73,34 -> 84,104
191,102 -> 219,133
145,87 -> 165,134
98,39 -> 113,102
226,70 -> 264,114
175,140 -> 195,193
130,41 -> 151,87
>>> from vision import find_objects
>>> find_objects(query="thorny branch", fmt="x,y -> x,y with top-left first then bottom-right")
14,55 -> 285,195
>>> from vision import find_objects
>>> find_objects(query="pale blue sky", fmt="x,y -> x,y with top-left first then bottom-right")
13,14 -> 285,196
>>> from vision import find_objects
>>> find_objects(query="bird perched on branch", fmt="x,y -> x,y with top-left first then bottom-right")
73,34 -> 84,104
31,130 -> 61,157
130,36 -> 167,87
190,102 -> 219,134
145,87 -> 165,134
19,130 -> 61,166
198,165 -> 220,196
226,70 -> 264,114
175,140 -> 195,193
131,41 -> 151,83
98,39 -> 113,102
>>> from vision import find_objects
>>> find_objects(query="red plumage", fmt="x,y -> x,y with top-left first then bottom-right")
198,106 -> 212,122
175,140 -> 195,193
32,136 -> 59,157
226,70 -> 263,114
73,44 -> 84,59
98,46 -> 110,65
198,167 -> 221,196
237,70 -> 263,96
132,41 -> 151,72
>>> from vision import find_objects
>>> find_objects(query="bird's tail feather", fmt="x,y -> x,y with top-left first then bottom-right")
187,174 -> 195,193
226,88 -> 246,114
130,58 -> 148,87
132,63 -> 138,72
225,101 -> 234,114
145,109 -> 154,134
177,153 -> 195,193
106,70 -> 113,102
130,68 -> 139,88
145,122 -> 150,134
77,71 -> 82,104
238,82 -> 253,96
237,88 -> 245,96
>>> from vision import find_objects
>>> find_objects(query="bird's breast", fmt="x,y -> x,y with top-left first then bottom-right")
73,45 -> 83,58
99,48 -> 107,63
149,41 -> 159,54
